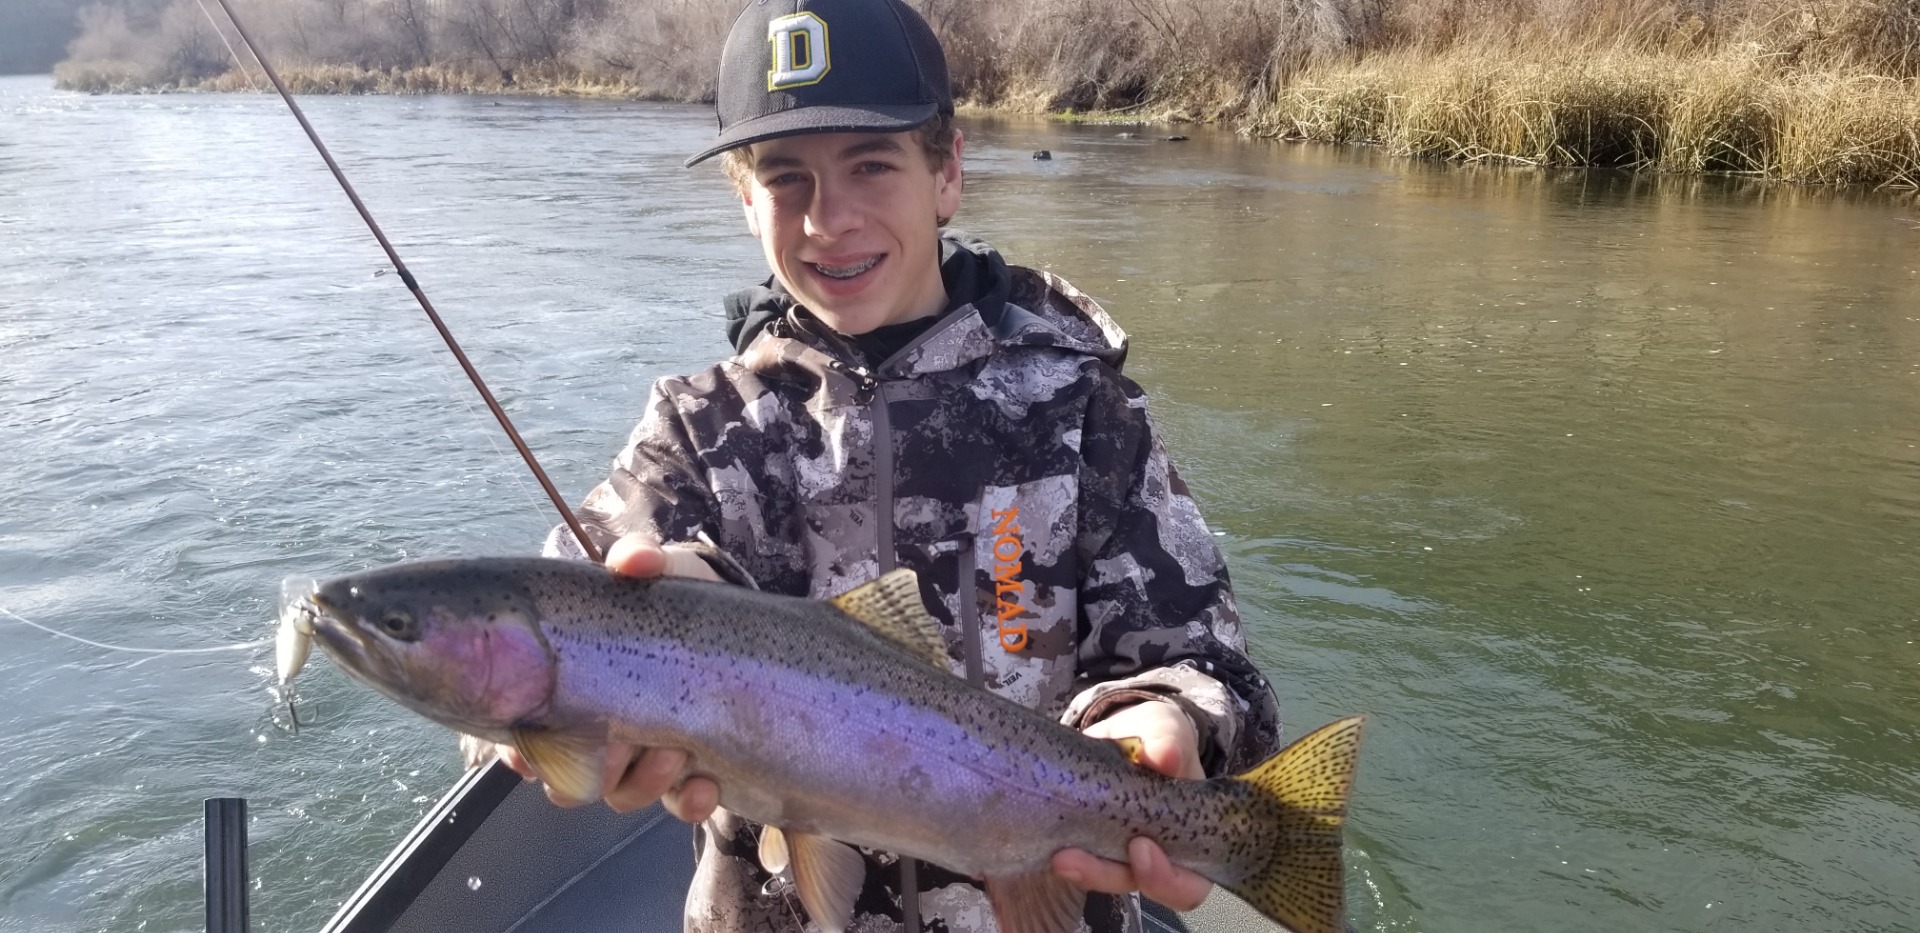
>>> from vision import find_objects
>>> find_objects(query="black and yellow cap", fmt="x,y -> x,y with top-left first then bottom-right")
685,0 -> 953,167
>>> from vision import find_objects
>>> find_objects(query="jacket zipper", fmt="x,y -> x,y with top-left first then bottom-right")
864,370 -> 894,574
860,329 -> 982,689
855,363 -> 920,932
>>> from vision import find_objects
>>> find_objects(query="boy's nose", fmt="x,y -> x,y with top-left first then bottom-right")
803,182 -> 861,239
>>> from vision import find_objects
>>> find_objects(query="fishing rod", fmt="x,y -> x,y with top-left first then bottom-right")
199,0 -> 603,564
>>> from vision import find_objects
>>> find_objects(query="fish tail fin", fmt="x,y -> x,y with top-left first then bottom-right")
1220,715 -> 1365,933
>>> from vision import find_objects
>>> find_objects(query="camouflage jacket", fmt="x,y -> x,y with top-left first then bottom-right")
546,235 -> 1282,933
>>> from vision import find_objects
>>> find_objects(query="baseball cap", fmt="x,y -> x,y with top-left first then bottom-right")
684,0 -> 954,167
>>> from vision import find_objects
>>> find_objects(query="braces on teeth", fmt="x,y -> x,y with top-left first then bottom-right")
814,257 -> 879,278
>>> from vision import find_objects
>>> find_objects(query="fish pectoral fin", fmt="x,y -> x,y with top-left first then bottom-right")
985,869 -> 1087,933
758,825 -> 791,875
509,727 -> 605,805
784,831 -> 865,933
828,568 -> 947,667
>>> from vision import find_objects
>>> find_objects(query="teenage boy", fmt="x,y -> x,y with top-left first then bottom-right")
507,0 -> 1284,931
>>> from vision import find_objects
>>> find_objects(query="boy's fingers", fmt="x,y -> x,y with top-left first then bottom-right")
605,534 -> 722,582
1081,701 -> 1203,780
605,745 -> 688,813
661,547 -> 723,581
661,776 -> 721,823
1127,837 -> 1211,910
1051,840 -> 1212,910
605,537 -> 670,578
1051,847 -> 1134,893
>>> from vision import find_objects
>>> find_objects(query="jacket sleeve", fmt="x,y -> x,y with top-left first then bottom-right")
1059,366 -> 1282,776
541,375 -> 725,563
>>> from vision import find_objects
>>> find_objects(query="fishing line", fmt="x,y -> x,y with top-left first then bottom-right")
4,603 -> 311,731
190,0 -> 260,92
418,342 -> 562,538
0,605 -> 271,656
188,0 -> 569,548
193,0 -> 603,563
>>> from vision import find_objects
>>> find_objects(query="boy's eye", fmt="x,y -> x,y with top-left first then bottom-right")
760,171 -> 806,188
855,161 -> 894,175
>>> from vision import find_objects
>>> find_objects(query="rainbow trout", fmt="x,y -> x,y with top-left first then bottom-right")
280,557 -> 1364,933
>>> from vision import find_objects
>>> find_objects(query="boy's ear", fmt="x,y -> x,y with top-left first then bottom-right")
935,130 -> 965,223
742,195 -> 761,239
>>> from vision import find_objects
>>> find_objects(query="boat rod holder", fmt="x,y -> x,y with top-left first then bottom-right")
205,797 -> 250,933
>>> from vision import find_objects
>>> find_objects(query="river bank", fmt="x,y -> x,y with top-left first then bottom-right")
54,53 -> 1920,192
50,0 -> 1920,190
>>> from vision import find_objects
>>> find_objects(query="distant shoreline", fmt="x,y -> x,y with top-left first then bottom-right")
52,0 -> 1920,192
53,56 -> 1920,194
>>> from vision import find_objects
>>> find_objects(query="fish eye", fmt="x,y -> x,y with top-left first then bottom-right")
375,610 -> 416,640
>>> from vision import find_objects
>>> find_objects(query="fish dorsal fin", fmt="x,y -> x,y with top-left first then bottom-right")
828,569 -> 946,667
510,727 -> 607,806
985,869 -> 1087,933
778,829 -> 865,933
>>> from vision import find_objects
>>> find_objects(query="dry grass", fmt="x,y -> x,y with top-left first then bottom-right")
56,61 -> 704,100
1247,37 -> 1920,188
50,0 -> 1920,188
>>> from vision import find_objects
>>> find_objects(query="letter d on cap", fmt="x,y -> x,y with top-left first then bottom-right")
768,13 -> 830,90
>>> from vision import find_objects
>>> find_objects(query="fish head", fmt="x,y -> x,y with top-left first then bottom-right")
285,560 -> 557,740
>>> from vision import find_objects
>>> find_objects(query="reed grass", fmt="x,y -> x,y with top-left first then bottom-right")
1248,39 -> 1920,188
55,61 -> 700,101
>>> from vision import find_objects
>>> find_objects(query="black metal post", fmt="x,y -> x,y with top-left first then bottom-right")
205,797 -> 249,933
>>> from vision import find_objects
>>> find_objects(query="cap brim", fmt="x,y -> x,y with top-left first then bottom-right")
684,102 -> 940,167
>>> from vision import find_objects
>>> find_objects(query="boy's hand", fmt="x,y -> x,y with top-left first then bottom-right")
602,533 -> 726,585
1051,699 -> 1214,910
494,533 -> 723,822
498,741 -> 720,820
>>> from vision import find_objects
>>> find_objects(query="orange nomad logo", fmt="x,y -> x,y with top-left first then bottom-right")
990,507 -> 1027,651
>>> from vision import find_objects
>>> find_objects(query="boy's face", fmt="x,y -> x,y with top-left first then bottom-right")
739,129 -> 964,337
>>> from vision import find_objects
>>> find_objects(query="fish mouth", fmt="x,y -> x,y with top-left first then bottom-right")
278,579 -> 338,648
278,577 -> 555,738
305,599 -> 370,666
291,590 -> 476,730
281,583 -> 386,688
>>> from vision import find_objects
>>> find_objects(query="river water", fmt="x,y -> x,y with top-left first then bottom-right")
1,74 -> 1916,932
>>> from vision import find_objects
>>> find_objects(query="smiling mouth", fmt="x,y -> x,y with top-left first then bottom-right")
811,256 -> 879,279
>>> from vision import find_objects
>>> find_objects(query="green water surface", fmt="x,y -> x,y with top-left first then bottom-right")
1,78 -> 1915,931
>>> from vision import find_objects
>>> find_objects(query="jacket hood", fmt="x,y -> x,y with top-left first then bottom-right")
721,233 -> 1127,371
